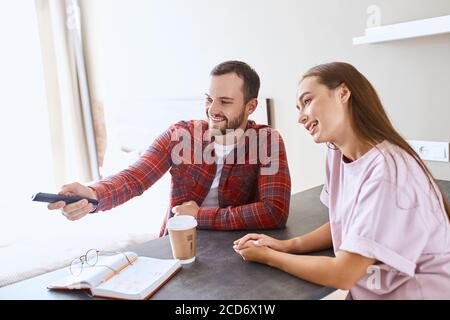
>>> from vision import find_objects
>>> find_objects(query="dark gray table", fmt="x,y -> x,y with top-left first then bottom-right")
1,180 -> 448,300
0,185 -> 334,300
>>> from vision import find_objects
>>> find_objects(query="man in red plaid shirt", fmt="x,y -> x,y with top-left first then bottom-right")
48,61 -> 291,237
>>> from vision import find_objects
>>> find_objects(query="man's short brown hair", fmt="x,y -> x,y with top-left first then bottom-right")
210,60 -> 260,104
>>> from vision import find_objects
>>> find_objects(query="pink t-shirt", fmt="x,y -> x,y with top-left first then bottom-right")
320,140 -> 450,299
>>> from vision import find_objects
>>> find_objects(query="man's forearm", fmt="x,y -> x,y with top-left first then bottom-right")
197,200 -> 289,230
90,130 -> 173,212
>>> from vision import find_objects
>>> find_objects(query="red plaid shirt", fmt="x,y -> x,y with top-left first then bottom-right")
90,120 -> 291,237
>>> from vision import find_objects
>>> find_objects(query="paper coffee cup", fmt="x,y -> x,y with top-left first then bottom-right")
167,215 -> 198,264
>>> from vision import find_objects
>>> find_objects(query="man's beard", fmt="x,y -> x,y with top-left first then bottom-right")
207,108 -> 246,136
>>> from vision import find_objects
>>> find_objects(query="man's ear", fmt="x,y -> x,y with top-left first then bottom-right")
246,98 -> 258,115
339,83 -> 351,104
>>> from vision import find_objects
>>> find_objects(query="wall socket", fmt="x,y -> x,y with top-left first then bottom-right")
407,140 -> 449,162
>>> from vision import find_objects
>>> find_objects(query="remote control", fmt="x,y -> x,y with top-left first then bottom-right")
31,192 -> 98,206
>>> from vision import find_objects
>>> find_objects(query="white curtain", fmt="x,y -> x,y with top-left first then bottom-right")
0,0 -> 156,288
36,0 -> 99,186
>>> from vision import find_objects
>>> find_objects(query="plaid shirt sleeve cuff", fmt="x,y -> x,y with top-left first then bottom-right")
196,207 -> 218,228
88,183 -> 110,213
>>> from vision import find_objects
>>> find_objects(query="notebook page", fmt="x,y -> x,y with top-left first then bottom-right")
94,257 -> 181,299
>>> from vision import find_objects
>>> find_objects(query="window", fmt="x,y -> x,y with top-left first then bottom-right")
0,0 -> 55,246
0,1 -> 157,287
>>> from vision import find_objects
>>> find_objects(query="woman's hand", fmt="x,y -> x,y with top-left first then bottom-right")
233,239 -> 273,264
233,233 -> 291,253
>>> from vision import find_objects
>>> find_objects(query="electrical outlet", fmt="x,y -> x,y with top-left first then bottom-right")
407,140 -> 449,162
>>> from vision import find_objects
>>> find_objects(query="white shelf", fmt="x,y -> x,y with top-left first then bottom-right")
353,14 -> 450,45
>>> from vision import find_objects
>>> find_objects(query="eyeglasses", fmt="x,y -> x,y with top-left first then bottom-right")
69,248 -> 134,277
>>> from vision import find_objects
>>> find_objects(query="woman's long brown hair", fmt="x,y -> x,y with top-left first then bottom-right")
302,62 -> 450,222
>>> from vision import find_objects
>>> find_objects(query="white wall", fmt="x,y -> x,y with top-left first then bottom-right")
89,0 -> 450,193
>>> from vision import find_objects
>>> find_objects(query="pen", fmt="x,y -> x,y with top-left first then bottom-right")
101,256 -> 138,283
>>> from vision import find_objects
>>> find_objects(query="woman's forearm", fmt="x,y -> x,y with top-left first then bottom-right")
287,222 -> 332,254
265,250 -> 349,289
262,246 -> 376,290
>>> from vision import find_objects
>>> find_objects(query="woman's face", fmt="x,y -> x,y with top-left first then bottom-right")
296,76 -> 350,144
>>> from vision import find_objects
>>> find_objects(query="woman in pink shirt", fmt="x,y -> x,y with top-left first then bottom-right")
233,62 -> 450,299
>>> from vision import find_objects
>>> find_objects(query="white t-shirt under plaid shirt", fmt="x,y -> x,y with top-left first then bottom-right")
200,142 -> 235,208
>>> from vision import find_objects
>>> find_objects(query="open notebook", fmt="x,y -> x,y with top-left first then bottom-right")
48,252 -> 181,300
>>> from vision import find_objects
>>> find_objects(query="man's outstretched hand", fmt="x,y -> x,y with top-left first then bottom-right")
47,182 -> 98,221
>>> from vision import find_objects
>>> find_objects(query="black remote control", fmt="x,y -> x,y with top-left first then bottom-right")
31,192 -> 98,206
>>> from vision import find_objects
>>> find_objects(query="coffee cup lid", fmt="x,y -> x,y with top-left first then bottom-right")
167,215 -> 198,231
